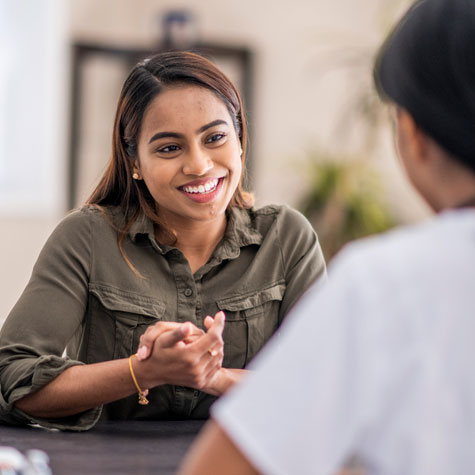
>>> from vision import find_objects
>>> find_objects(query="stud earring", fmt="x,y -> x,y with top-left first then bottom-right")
132,172 -> 140,180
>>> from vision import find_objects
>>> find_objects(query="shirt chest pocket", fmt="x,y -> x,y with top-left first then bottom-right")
87,284 -> 166,363
216,281 -> 285,368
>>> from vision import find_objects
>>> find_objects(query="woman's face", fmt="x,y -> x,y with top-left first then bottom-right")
134,85 -> 242,228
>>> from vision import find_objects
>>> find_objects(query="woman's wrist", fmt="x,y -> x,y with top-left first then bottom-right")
130,355 -> 161,390
203,368 -> 248,396
202,368 -> 229,396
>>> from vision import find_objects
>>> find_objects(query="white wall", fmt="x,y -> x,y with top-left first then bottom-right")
1,217 -> 59,321
0,0 -> 69,324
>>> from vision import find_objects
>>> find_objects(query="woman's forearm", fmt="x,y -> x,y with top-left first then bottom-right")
14,358 -> 137,419
222,368 -> 248,392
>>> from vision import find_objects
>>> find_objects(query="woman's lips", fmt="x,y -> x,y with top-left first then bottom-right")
178,177 -> 224,203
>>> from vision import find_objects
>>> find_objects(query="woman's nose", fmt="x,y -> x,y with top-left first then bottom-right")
182,145 -> 213,176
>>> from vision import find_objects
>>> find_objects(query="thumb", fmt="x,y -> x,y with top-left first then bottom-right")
158,322 -> 192,348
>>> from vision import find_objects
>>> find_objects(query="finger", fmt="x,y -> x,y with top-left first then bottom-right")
183,324 -> 205,344
183,321 -> 205,336
213,310 -> 225,323
158,322 -> 193,349
205,347 -> 224,368
183,331 -> 204,345
136,344 -> 149,361
203,315 -> 213,331
138,322 -> 182,360
138,321 -> 203,359
209,311 -> 225,334
191,312 -> 225,356
140,321 -> 199,347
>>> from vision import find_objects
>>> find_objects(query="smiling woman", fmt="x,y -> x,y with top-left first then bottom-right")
0,52 -> 326,431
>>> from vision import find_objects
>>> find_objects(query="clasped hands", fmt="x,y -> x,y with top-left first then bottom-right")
132,312 -> 227,396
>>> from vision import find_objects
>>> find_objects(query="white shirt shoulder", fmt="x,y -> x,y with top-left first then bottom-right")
213,210 -> 475,475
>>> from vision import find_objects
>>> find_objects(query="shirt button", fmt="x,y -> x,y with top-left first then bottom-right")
184,288 -> 193,297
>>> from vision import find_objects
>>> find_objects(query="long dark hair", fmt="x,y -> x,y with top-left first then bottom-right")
374,0 -> 475,172
87,51 -> 253,262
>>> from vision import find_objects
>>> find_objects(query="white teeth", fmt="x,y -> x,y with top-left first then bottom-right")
182,178 -> 219,194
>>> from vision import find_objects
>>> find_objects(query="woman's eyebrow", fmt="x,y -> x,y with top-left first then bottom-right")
196,119 -> 229,134
148,131 -> 183,144
148,119 -> 229,144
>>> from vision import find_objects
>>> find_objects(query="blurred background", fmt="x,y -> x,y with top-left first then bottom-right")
0,0 -> 430,325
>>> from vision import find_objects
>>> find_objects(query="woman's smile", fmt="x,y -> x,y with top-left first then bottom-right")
178,177 -> 225,203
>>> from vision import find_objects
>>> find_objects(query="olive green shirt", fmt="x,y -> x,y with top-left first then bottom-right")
0,204 -> 326,431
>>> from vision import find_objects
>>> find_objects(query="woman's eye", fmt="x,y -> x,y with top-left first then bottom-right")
157,144 -> 180,154
206,133 -> 226,144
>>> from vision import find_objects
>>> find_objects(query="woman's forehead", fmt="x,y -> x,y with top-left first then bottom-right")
141,85 -> 232,133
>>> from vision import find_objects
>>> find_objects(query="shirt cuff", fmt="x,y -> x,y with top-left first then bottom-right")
0,355 -> 102,431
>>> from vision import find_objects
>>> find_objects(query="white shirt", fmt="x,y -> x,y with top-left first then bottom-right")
213,209 -> 475,475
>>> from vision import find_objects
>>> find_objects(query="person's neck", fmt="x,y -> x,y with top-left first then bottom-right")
431,172 -> 475,211
157,214 -> 227,274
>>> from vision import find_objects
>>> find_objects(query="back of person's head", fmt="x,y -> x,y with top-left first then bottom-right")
374,0 -> 475,172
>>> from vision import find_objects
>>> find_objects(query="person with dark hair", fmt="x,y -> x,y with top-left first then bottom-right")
0,52 -> 326,431
180,1 -> 475,473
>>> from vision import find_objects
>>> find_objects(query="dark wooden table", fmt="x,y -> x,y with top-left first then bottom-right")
0,420 -> 206,474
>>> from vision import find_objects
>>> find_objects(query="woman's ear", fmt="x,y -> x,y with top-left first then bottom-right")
132,160 -> 142,180
396,108 -> 430,164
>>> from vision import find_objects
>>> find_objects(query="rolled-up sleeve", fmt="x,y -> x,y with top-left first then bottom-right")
0,209 -> 101,430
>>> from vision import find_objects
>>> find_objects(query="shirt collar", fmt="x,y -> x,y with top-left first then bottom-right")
198,207 -> 262,272
128,211 -> 155,243
127,207 -> 263,257
224,206 -> 262,249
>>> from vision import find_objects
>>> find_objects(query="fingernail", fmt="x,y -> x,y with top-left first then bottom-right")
137,345 -> 148,360
219,311 -> 226,321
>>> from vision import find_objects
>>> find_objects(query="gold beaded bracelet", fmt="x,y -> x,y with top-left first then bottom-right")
128,354 -> 149,405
